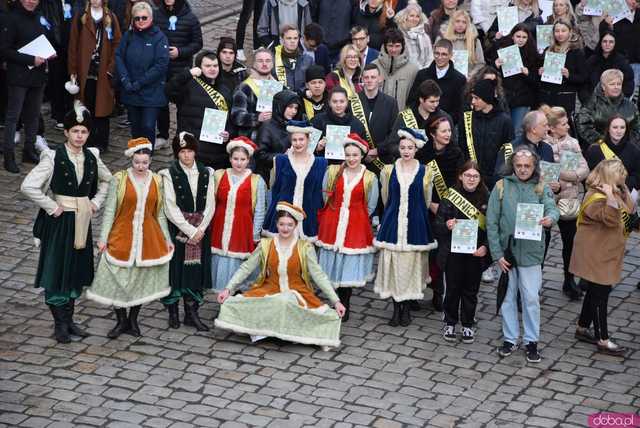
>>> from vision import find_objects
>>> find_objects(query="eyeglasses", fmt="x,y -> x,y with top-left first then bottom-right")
133,15 -> 149,22
462,173 -> 480,179
345,55 -> 359,60
352,36 -> 367,42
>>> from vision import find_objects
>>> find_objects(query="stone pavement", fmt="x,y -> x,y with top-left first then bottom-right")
1,11 -> 640,428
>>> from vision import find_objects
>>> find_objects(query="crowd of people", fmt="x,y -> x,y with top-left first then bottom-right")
3,0 -> 640,361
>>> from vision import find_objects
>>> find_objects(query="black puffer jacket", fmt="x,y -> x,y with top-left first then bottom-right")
457,107 -> 514,189
165,68 -> 232,169
0,3 -> 49,87
154,0 -> 202,77
351,0 -> 385,50
38,0 -> 71,51
582,51 -> 635,103
585,136 -> 640,190
255,90 -> 303,181
217,60 -> 248,95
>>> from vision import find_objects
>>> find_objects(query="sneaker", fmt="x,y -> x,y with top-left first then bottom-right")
461,327 -> 475,344
497,341 -> 517,357
525,342 -> 541,363
35,135 -> 49,152
596,340 -> 627,356
55,122 -> 64,131
482,266 -> 496,283
155,137 -> 169,150
237,49 -> 246,62
574,327 -> 597,344
14,131 -> 21,144
443,325 -> 456,342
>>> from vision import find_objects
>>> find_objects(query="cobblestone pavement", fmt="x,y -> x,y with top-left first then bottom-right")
1,12 -> 640,428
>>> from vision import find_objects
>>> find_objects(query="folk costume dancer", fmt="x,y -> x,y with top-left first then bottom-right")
316,133 -> 379,322
216,202 -> 346,350
263,121 -> 327,241
87,138 -> 174,338
159,132 -> 216,331
210,136 -> 267,291
374,128 -> 437,327
21,102 -> 112,343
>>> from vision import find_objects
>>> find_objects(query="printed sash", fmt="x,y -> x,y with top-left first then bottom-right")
427,160 -> 448,200
349,94 -> 385,171
303,99 -> 315,120
463,111 -> 477,162
274,45 -> 288,87
446,188 -> 486,230
194,77 -> 228,111
400,108 -> 418,129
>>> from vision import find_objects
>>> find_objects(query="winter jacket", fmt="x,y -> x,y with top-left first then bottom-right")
434,185 -> 490,270
38,0 -> 72,51
457,107 -> 514,188
407,61 -> 467,123
311,107 -> 367,162
355,90 -> 399,164
417,140 -> 465,204
257,0 -> 312,48
582,52 -> 635,102
538,47 -> 587,95
154,0 -> 203,77
352,0 -> 386,50
373,47 -> 419,111
585,136 -> 640,191
487,41 -> 539,109
165,69 -> 232,169
576,85 -> 640,145
599,9 -> 640,63
325,69 -> 362,96
0,3 -> 50,87
216,60 -> 248,95
116,25 -> 169,107
544,134 -> 589,201
312,0 -> 354,54
231,76 -> 273,139
273,47 -> 313,92
255,90 -> 303,180
486,174 -> 559,266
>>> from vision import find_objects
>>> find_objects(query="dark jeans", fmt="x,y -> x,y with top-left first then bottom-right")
84,79 -> 111,150
236,0 -> 264,50
157,103 -> 172,140
3,85 -> 44,153
557,219 -> 577,275
127,105 -> 160,146
578,280 -> 611,340
46,55 -> 71,123
443,253 -> 483,327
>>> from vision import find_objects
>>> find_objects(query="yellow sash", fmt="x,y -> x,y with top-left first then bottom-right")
577,192 -> 631,237
303,99 -> 316,120
463,111 -> 477,162
337,70 -> 355,98
446,188 -> 486,230
400,108 -> 418,129
599,141 -> 618,160
502,143 -> 514,164
349,94 -> 385,171
194,77 -> 228,111
274,45 -> 288,87
243,77 -> 261,97
427,159 -> 448,200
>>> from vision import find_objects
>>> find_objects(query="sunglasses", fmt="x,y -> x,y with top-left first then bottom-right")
133,15 -> 149,22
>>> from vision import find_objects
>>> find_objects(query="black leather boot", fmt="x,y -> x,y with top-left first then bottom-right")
67,299 -> 89,337
336,288 -> 352,322
165,303 -> 180,329
183,296 -> 209,332
22,141 -> 39,164
48,304 -> 70,343
126,305 -> 141,336
3,151 -> 19,173
562,274 -> 582,301
107,308 -> 129,339
388,300 -> 401,327
399,302 -> 412,327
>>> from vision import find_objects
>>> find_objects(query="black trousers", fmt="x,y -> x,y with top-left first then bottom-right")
3,85 -> 44,153
557,219 -> 577,275
0,67 -> 7,122
46,55 -> 71,123
84,79 -> 111,150
236,0 -> 264,50
443,253 -> 483,327
578,280 -> 611,340
156,102 -> 172,140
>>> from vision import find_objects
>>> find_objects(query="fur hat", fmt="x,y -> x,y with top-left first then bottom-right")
276,201 -> 306,223
344,132 -> 369,154
226,136 -> 258,156
397,127 -> 426,149
63,100 -> 92,131
64,78 -> 79,95
172,131 -> 199,157
125,137 -> 153,157
286,119 -> 313,135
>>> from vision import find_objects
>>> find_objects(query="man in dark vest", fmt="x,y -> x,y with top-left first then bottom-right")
159,132 -> 216,331
20,102 -> 112,343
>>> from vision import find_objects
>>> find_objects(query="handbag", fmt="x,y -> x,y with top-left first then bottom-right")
557,198 -> 580,220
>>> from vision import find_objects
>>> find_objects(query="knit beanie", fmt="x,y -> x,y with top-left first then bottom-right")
305,65 -> 326,83
472,79 -> 497,105
217,37 -> 237,56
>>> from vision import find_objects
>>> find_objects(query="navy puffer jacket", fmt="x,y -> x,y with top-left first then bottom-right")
154,0 -> 202,77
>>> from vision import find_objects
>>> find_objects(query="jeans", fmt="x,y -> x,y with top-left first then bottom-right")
236,0 -> 264,50
127,105 -> 160,147
511,106 -> 529,138
3,85 -> 45,153
501,265 -> 542,344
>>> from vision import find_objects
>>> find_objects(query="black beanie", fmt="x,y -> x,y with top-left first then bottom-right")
305,65 -> 326,83
472,79 -> 497,105
217,37 -> 237,56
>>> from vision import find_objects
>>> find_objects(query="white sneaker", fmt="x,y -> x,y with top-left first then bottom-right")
237,49 -> 246,62
35,135 -> 49,152
14,131 -> 21,144
155,137 -> 169,150
482,266 -> 496,283
443,325 -> 456,342
462,327 -> 475,344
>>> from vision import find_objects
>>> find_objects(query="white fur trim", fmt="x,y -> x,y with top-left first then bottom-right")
85,287 -> 171,308
333,165 -> 365,249
274,236 -> 296,297
124,143 -> 153,158
373,289 -> 426,302
373,239 -> 438,252
315,241 -> 377,254
334,272 -> 376,288
275,203 -> 305,223
286,125 -> 313,134
210,247 -> 252,258
287,151 -> 315,238
343,138 -> 368,154
226,140 -> 256,156
221,170 -> 252,252
397,129 -> 425,149
65,81 -> 79,95
214,318 -> 340,347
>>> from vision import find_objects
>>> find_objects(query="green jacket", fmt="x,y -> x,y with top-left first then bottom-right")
486,175 -> 559,267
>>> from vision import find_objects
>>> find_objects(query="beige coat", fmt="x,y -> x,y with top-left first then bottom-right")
570,189 -> 633,285
545,134 -> 589,201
